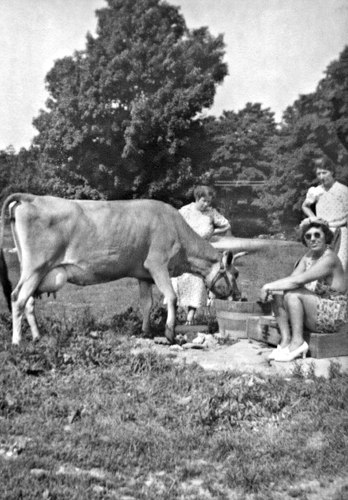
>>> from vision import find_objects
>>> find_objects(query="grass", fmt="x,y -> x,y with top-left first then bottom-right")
2,227 -> 347,498
0,320 -> 347,499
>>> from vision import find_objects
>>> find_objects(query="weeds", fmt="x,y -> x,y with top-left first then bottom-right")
199,375 -> 292,431
129,350 -> 173,374
1,309 -> 348,499
333,484 -> 348,500
329,360 -> 343,379
110,306 -> 143,336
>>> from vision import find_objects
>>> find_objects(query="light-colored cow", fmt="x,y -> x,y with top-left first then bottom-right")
1,193 -> 257,345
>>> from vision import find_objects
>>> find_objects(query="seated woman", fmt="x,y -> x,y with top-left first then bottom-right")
259,220 -> 348,362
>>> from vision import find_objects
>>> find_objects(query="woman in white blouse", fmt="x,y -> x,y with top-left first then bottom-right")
302,156 -> 348,270
172,186 -> 231,325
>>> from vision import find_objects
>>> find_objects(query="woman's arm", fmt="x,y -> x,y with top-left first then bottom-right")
260,253 -> 335,296
302,187 -> 319,219
213,223 -> 231,236
302,202 -> 316,219
212,209 -> 231,236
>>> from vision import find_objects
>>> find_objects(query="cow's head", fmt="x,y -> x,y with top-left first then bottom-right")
208,250 -> 244,301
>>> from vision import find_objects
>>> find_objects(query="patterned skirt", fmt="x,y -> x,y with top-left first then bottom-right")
316,293 -> 348,333
171,273 -> 207,309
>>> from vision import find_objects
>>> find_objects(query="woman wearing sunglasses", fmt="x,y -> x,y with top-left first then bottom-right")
259,220 -> 347,362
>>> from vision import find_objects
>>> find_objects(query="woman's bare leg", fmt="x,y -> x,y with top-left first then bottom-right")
272,294 -> 291,347
284,289 -> 318,351
186,307 -> 196,324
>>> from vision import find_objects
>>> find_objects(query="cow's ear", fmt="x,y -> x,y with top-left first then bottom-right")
222,250 -> 233,268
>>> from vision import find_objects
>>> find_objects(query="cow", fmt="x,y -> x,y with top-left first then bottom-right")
1,193 -> 266,345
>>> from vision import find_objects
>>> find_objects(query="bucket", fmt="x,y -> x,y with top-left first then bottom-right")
214,300 -> 272,339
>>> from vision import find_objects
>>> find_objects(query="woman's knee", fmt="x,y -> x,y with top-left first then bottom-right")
284,290 -> 302,306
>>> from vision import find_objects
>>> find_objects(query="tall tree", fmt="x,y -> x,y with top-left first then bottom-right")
254,46 -> 348,230
0,147 -> 50,202
204,103 -> 277,182
317,45 -> 348,172
0,147 -> 16,201
33,0 -> 227,201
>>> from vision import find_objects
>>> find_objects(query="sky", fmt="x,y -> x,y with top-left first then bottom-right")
1,0 -> 348,152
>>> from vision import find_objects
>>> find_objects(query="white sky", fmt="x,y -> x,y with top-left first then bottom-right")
1,0 -> 348,151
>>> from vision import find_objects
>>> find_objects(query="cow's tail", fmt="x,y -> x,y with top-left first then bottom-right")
0,193 -> 33,312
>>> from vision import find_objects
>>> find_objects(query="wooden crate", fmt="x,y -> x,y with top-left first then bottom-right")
247,316 -> 348,359
309,324 -> 348,359
247,315 -> 280,345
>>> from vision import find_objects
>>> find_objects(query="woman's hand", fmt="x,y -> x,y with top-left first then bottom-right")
300,216 -> 329,229
259,285 -> 273,303
212,226 -> 230,236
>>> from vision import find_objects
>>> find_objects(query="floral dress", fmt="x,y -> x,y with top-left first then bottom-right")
304,254 -> 348,332
172,203 -> 230,310
305,182 -> 348,269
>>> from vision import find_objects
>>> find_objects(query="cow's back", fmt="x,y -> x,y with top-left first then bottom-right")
8,195 -> 207,284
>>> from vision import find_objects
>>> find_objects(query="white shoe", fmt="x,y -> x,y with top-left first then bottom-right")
268,344 -> 290,360
272,342 -> 309,362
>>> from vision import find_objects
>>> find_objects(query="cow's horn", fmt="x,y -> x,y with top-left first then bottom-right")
211,237 -> 301,253
232,251 -> 248,263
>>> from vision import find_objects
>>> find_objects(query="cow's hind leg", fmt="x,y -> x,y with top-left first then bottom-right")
138,280 -> 153,338
24,296 -> 40,341
144,263 -> 177,343
11,275 -> 42,344
11,267 -> 68,344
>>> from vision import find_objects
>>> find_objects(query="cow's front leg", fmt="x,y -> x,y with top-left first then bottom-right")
164,292 -> 177,344
138,280 -> 153,337
144,262 -> 177,343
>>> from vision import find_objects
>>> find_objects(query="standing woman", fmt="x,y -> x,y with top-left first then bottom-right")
302,156 -> 348,269
172,185 -> 231,325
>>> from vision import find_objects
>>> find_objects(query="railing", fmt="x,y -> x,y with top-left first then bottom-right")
215,180 -> 266,187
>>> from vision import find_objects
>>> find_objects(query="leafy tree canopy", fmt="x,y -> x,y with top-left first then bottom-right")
33,0 -> 227,201
204,103 -> 277,182
253,45 -> 348,230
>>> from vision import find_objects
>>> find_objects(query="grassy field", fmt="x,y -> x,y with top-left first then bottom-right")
1,228 -> 348,499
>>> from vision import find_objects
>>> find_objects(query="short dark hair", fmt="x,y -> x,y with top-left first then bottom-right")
301,221 -> 334,245
193,185 -> 215,201
313,156 -> 336,175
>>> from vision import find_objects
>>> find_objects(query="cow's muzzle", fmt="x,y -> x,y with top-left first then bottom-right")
209,267 -> 239,300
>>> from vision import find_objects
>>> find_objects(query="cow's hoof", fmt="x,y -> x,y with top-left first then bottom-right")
175,334 -> 186,346
140,331 -> 153,340
165,328 -> 175,344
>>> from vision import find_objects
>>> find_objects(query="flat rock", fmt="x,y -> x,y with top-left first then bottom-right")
169,344 -> 184,351
182,343 -> 205,350
151,338 -> 348,378
154,337 -> 171,345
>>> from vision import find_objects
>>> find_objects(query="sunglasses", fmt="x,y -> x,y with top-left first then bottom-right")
304,231 -> 322,241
